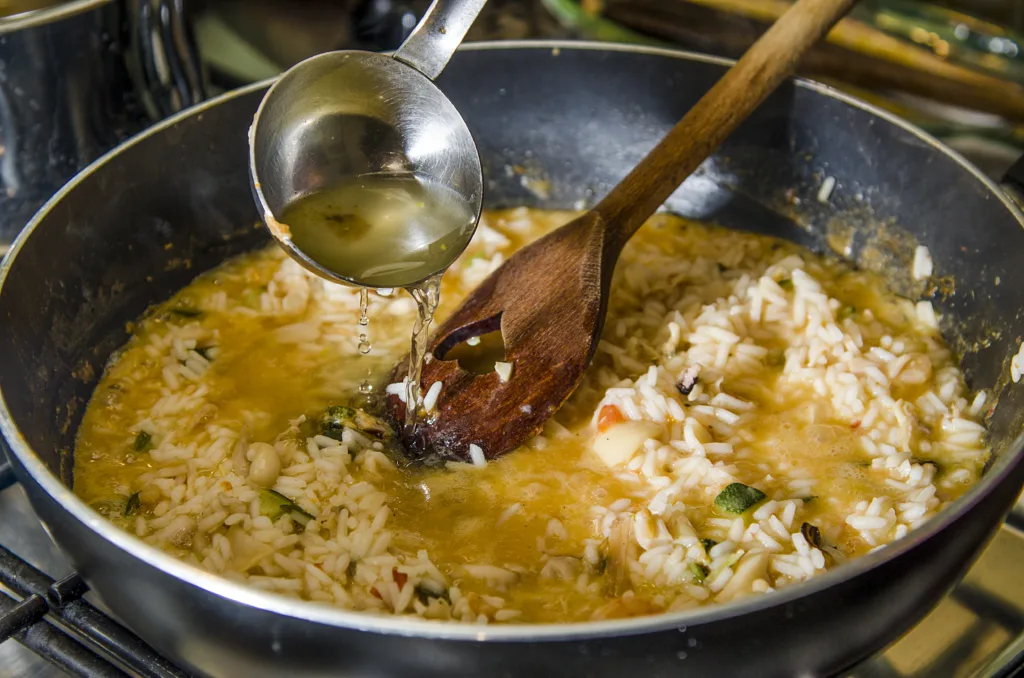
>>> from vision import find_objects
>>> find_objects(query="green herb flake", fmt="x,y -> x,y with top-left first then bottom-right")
801,495 -> 818,504
688,562 -> 711,584
123,492 -> 141,517
713,483 -> 767,514
132,431 -> 153,452
700,538 -> 717,554
838,305 -> 856,320
779,279 -> 794,291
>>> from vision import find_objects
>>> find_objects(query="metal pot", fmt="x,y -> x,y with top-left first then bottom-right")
1,42 -> 1023,678
0,0 -> 204,241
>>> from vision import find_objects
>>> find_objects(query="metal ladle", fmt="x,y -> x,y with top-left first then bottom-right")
248,0 -> 486,288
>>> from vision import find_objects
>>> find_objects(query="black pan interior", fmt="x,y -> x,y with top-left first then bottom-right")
2,45 -> 1023,487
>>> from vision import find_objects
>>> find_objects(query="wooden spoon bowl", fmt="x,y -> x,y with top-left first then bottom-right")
386,0 -> 858,463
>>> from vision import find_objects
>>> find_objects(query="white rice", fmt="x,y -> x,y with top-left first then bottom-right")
75,211 -> 989,625
912,246 -> 933,281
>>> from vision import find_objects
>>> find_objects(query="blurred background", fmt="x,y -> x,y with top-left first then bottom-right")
2,0 -> 1024,240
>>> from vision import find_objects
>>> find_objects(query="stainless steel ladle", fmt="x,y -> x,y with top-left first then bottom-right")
248,0 -> 486,288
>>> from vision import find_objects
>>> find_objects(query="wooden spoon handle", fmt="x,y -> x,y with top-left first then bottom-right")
596,0 -> 857,253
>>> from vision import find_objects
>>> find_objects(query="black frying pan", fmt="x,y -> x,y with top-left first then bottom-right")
1,42 -> 1023,678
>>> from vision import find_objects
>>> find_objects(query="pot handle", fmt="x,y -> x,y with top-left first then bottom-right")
392,0 -> 487,80
129,0 -> 207,120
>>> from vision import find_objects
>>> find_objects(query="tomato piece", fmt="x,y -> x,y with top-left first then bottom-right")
597,405 -> 625,432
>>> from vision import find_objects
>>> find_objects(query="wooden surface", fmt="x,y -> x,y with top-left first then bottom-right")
386,0 -> 857,462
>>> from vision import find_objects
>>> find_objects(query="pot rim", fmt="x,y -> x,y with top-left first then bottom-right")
0,0 -> 112,34
2,39 -> 1023,643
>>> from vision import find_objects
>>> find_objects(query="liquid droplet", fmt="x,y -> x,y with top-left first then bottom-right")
358,288 -> 369,326
357,288 -> 371,355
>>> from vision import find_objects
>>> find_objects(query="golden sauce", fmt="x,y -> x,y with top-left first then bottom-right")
73,210 -> 987,622
279,174 -> 476,288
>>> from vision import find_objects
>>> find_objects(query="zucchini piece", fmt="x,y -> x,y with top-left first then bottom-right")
259,489 -> 314,525
689,562 -> 710,584
195,346 -> 216,361
713,483 -> 766,514
133,431 -> 153,452
169,307 -> 203,318
317,405 -> 393,441
124,492 -> 141,517
700,538 -> 717,554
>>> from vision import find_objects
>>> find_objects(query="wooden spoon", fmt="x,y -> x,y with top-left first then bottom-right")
385,0 -> 857,463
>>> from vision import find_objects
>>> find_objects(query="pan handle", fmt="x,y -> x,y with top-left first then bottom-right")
392,0 -> 487,80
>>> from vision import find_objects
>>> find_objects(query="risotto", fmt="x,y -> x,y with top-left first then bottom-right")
73,209 -> 989,623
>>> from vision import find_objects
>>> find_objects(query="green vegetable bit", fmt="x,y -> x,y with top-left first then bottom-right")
800,522 -> 823,548
688,562 -> 711,584
169,307 -> 203,319
700,538 -> 717,554
713,483 -> 767,514
317,405 -> 393,441
259,489 -> 314,525
414,584 -> 451,605
133,431 -> 153,452
124,492 -> 141,517
838,305 -> 856,320
778,279 -> 794,290
194,346 -> 216,361
801,495 -> 818,504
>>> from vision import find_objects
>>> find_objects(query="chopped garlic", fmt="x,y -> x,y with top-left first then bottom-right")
495,361 -> 513,383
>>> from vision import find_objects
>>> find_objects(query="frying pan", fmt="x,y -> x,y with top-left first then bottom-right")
1,42 -> 1023,678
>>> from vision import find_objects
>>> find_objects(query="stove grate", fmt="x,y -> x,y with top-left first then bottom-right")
0,538 -> 190,678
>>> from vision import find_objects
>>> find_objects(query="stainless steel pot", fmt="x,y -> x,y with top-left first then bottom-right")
0,0 -> 204,241
1,42 -> 1023,678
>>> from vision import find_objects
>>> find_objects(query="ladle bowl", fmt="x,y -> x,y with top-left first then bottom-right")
248,0 -> 485,288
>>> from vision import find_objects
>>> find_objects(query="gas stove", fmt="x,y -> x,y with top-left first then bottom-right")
1,2 -> 1023,676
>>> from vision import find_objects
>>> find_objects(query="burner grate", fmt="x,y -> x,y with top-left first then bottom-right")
0,502 -> 191,678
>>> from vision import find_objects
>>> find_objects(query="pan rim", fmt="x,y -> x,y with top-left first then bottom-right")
2,39 -> 1023,643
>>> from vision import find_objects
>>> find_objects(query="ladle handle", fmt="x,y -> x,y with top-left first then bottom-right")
596,0 -> 857,254
393,0 -> 488,80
